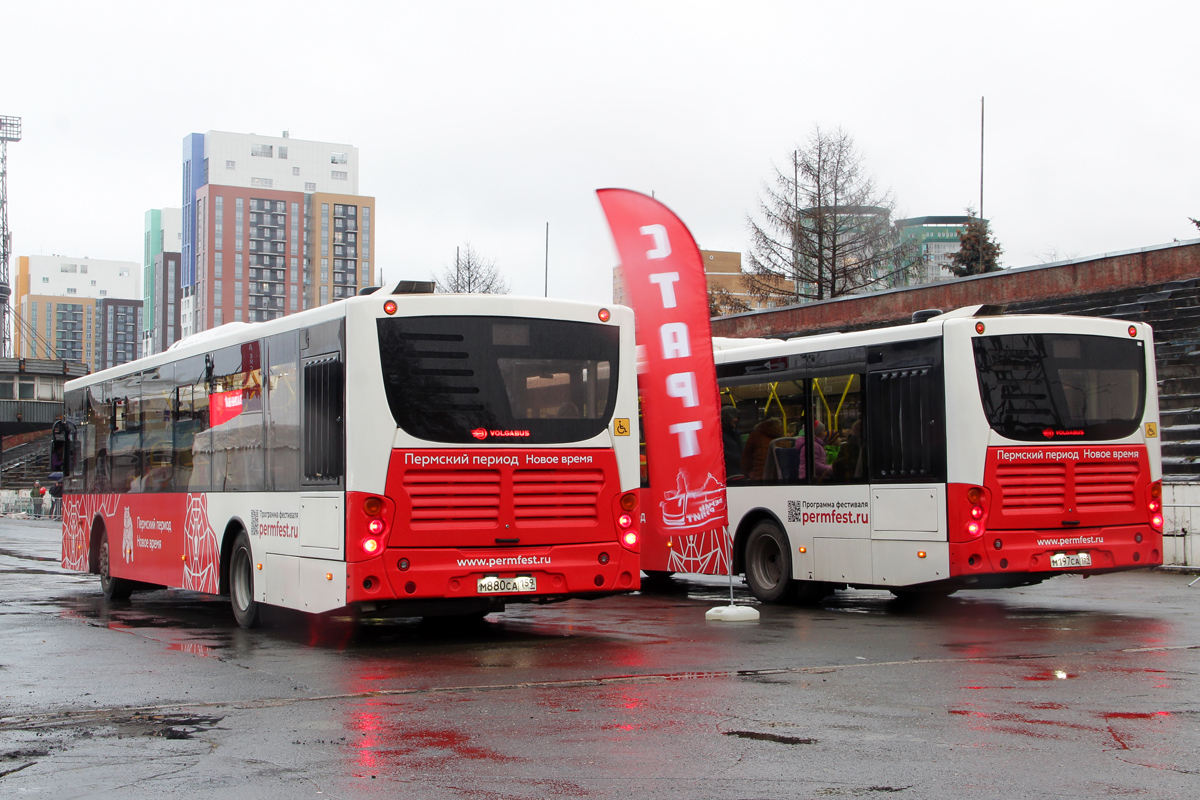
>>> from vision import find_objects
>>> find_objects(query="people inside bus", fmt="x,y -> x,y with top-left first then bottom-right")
795,420 -> 833,481
721,406 -> 744,480
741,417 -> 784,480
829,420 -> 864,482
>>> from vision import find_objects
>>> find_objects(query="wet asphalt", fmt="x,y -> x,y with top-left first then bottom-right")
1,517 -> 1197,799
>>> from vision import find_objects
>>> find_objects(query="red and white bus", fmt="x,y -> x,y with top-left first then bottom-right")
644,305 -> 1163,601
59,286 -> 641,626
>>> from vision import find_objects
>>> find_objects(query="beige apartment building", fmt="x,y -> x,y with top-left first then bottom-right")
613,249 -> 792,316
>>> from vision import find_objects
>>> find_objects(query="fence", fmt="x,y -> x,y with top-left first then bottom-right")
0,489 -> 61,519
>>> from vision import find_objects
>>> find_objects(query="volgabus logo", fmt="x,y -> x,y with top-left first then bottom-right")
471,428 -> 488,440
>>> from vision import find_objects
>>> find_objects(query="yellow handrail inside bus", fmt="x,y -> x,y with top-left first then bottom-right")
763,382 -> 787,433
812,378 -> 831,432
720,387 -> 737,407
831,376 -> 855,434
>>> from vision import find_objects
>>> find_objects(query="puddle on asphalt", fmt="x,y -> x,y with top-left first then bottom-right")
723,730 -> 817,745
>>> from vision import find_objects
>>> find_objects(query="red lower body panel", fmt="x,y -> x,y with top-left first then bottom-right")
346,542 -> 640,604
949,524 -> 1162,577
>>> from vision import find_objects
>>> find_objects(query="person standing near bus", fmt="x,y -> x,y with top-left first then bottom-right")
48,480 -> 63,519
30,481 -> 44,518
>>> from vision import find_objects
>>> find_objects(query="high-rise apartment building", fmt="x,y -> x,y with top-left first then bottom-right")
895,216 -> 974,283
181,131 -> 375,337
148,250 -> 182,356
143,208 -> 181,354
14,255 -> 142,372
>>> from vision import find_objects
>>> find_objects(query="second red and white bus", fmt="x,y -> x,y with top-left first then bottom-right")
643,305 -> 1163,601
59,287 -> 642,626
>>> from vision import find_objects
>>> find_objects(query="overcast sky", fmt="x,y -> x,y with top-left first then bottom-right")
5,1 -> 1198,304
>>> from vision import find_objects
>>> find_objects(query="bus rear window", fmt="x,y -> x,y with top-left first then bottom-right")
378,316 -> 619,444
972,333 -> 1146,441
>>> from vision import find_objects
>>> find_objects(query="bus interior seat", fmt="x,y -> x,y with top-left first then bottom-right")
765,438 -> 799,481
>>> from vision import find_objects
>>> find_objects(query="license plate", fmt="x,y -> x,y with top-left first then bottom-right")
477,575 -> 536,594
1050,552 -> 1092,569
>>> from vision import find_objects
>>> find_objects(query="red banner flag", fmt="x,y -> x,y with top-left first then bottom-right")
597,189 -> 728,573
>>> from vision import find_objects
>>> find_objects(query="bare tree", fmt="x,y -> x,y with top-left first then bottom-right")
708,285 -> 751,317
745,126 -> 917,304
1036,246 -> 1080,265
1190,217 -> 1200,232
434,244 -> 510,294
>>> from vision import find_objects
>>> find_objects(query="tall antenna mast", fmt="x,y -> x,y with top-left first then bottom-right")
979,97 -> 985,274
0,115 -> 22,358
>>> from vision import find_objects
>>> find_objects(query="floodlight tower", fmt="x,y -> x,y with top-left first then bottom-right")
0,116 -> 21,358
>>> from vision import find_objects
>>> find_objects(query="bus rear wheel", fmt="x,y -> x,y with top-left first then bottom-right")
99,531 -> 134,601
744,521 -> 795,603
229,531 -> 261,629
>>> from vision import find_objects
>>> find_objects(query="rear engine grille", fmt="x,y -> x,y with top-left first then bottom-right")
513,468 -> 603,526
1075,462 -> 1138,511
403,470 -> 500,527
996,463 -> 1067,513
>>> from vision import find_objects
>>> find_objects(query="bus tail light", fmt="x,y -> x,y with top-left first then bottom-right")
951,484 -> 988,542
349,492 -> 394,562
966,485 -> 986,537
613,491 -> 640,553
1149,481 -> 1163,531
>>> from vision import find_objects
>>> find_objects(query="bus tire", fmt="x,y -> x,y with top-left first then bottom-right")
744,521 -> 795,603
229,531 -> 261,629
99,530 -> 134,601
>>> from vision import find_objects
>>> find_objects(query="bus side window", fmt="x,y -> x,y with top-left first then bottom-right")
302,354 -> 345,484
266,331 -> 300,492
866,366 -> 945,482
211,342 -> 266,492
139,364 -> 174,493
109,373 -> 142,494
817,373 -> 865,485
174,355 -> 211,492
723,379 -> 806,484
85,384 -> 109,493
62,390 -> 87,491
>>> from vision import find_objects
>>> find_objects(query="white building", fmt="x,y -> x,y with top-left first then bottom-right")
190,131 -> 360,197
15,255 -> 142,370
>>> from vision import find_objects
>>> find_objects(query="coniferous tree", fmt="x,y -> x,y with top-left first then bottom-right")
948,214 -> 1003,277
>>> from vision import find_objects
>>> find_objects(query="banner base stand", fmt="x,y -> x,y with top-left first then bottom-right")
706,605 -> 760,622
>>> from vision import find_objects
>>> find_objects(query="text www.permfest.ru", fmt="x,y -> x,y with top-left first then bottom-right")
1036,536 -> 1105,547
457,556 -> 552,568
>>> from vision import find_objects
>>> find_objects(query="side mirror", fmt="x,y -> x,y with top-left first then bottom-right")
51,419 -> 73,474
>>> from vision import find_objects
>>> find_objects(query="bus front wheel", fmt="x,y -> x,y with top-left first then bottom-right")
99,531 -> 134,601
744,521 -> 795,603
229,531 -> 261,629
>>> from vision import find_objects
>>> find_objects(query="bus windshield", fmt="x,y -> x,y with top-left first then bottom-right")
377,315 -> 619,444
972,332 -> 1146,442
